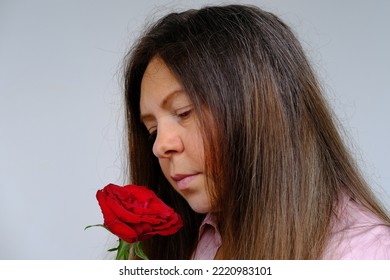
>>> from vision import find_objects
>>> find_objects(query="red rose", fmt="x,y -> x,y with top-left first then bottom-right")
96,184 -> 183,244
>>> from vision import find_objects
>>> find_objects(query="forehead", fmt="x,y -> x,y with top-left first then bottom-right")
140,57 -> 184,111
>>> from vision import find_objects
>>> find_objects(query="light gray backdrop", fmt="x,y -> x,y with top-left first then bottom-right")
1,0 -> 389,259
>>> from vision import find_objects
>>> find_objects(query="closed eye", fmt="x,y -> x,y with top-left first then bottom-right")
148,130 -> 157,143
176,106 -> 193,120
178,110 -> 191,118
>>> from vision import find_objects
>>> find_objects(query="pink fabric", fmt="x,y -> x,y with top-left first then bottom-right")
191,213 -> 222,260
322,194 -> 390,259
192,195 -> 390,259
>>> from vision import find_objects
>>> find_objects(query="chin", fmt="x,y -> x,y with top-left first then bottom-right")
188,201 -> 211,214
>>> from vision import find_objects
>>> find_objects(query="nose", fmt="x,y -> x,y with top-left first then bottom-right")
152,122 -> 184,158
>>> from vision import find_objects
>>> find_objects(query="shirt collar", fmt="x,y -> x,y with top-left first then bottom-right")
192,212 -> 222,259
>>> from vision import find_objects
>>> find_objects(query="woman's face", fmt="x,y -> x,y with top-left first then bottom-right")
140,56 -> 212,213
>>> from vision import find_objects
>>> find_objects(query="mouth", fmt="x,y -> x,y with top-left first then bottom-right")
171,173 -> 200,190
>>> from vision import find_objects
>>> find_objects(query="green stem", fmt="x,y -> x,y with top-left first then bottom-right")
116,239 -> 131,260
134,242 -> 149,260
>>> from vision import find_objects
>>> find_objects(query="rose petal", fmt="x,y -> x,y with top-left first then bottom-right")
107,197 -> 143,224
96,189 -> 117,224
104,220 -> 138,243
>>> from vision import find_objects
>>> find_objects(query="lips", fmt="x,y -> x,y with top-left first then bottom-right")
171,173 -> 199,190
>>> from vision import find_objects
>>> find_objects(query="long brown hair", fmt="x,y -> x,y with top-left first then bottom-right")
124,4 -> 390,259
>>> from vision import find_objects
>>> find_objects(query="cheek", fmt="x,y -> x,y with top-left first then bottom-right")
186,129 -> 205,164
158,159 -> 170,178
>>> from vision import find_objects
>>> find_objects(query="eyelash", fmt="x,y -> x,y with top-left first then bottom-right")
176,108 -> 192,120
148,130 -> 157,142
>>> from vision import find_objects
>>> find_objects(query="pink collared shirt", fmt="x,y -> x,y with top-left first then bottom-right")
191,195 -> 390,259
191,212 -> 222,260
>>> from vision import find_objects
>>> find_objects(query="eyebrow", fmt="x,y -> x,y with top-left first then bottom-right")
140,89 -> 184,123
161,89 -> 183,109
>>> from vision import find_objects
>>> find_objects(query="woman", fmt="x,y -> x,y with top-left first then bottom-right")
123,4 -> 390,259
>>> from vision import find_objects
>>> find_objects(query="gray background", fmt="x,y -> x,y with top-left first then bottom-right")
1,0 -> 389,259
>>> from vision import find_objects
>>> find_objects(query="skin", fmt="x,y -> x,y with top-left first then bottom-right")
139,56 -> 212,213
